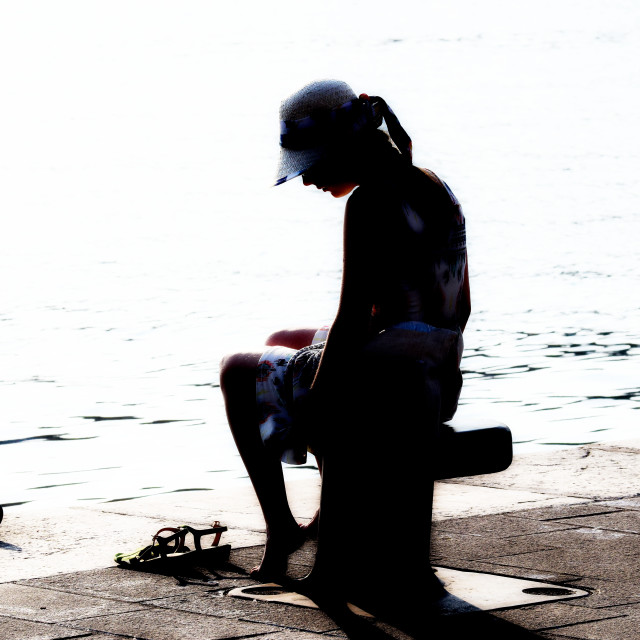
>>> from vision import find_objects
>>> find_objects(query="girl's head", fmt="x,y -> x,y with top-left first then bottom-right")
274,80 -> 412,192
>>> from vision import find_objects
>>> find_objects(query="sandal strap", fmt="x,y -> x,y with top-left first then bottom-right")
153,527 -> 187,556
179,522 -> 227,552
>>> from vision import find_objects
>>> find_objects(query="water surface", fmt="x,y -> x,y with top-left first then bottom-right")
1,0 -> 638,508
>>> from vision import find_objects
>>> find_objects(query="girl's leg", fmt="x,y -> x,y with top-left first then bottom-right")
220,351 -> 305,578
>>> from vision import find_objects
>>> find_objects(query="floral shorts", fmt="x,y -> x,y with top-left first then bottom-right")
255,327 -> 329,465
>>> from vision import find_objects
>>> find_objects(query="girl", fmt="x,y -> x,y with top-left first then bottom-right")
220,79 -> 470,629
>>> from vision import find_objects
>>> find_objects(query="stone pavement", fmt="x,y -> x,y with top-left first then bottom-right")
1,439 -> 640,639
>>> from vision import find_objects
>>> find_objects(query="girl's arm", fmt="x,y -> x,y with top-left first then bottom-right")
459,258 -> 471,332
310,190 -> 376,395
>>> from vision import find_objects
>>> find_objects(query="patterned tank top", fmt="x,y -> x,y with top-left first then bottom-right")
370,167 -> 468,333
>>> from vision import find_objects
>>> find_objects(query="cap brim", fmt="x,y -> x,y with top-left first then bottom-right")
274,146 -> 325,186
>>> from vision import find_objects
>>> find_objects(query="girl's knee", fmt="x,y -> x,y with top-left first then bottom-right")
265,330 -> 287,346
219,352 -> 259,393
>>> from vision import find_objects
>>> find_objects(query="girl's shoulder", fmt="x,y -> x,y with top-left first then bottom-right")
411,167 -> 461,207
351,166 -> 459,213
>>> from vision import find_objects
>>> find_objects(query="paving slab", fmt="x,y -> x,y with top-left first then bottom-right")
493,601 -> 629,632
551,510 -> 640,535
97,477 -> 321,530
507,502 -> 628,522
480,528 -> 640,583
395,609 -> 548,639
65,607 -> 276,640
537,605 -> 640,639
18,566 -> 215,602
432,513 -> 578,537
0,617 -> 89,640
446,441 -> 640,501
0,482 -> 292,583
431,529 -> 556,562
149,589 -> 343,633
0,503 -> 263,583
561,577 -> 640,609
600,496 -> 640,510
432,483 -> 587,520
0,583 -> 142,623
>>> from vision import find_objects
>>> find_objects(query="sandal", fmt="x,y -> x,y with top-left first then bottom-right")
115,521 -> 230,567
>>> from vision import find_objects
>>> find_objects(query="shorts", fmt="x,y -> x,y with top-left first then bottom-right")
256,326 -> 328,465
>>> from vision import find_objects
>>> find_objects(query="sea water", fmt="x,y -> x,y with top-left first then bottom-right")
1,0 -> 638,509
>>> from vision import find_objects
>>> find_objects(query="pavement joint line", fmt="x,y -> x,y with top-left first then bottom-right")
464,547 -> 560,561
216,626 -> 303,639
66,605 -> 170,621
568,599 -> 640,611
535,510 -> 630,522
62,607 -> 280,637
0,613 -> 52,624
477,530 -> 579,540
40,605 -> 150,624
238,617 -> 332,633
0,611 -> 102,635
461,557 -> 591,576
8,580 -> 182,605
508,521 -> 640,538
533,613 -> 629,632
69,628 -> 150,640
44,633 -> 94,640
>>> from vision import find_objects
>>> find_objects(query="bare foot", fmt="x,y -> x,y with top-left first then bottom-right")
250,522 -> 310,582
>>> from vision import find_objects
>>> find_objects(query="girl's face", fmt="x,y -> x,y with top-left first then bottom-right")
302,176 -> 357,198
302,158 -> 358,198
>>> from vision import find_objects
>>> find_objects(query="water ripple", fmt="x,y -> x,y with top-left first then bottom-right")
0,434 -> 97,446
